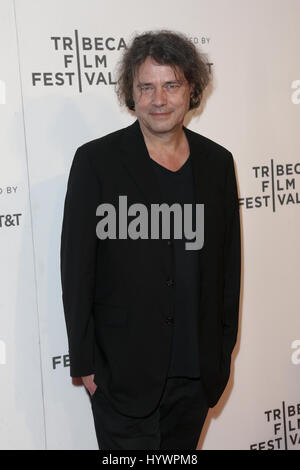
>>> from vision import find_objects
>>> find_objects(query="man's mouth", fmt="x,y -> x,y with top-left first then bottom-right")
150,111 -> 172,117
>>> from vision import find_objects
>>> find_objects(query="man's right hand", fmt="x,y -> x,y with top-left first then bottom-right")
82,374 -> 98,396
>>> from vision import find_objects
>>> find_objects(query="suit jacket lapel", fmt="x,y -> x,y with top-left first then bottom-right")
120,119 -> 164,205
183,125 -> 209,206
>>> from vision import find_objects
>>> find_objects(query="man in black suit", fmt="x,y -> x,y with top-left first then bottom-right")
60,30 -> 241,450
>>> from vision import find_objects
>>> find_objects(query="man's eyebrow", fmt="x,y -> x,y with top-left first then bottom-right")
137,81 -> 153,86
137,80 -> 181,86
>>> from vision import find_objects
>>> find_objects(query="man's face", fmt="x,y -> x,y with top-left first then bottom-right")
132,56 -> 191,136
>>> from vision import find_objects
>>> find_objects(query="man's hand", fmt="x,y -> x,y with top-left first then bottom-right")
82,374 -> 98,396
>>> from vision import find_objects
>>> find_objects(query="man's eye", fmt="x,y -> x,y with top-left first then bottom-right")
166,83 -> 180,90
141,85 -> 153,91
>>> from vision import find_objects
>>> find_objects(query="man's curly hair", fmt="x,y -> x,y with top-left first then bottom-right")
115,30 -> 211,111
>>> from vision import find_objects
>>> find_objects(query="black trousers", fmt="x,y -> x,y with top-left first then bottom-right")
90,376 -> 209,450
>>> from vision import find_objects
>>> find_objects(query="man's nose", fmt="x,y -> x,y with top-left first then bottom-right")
152,86 -> 167,106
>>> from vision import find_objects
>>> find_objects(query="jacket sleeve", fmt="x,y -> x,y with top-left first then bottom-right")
222,152 -> 241,372
60,146 -> 101,377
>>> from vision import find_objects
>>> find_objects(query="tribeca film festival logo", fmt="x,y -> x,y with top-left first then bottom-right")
30,33 -> 213,93
250,401 -> 300,450
31,32 -> 127,92
239,160 -> 300,211
249,340 -> 300,450
95,196 -> 204,250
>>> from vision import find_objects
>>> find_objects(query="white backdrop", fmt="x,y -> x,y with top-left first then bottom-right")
0,0 -> 299,450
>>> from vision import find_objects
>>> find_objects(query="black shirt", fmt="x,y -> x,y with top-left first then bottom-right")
150,154 -> 201,378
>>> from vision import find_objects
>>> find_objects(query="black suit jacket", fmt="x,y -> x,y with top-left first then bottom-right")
60,119 -> 241,417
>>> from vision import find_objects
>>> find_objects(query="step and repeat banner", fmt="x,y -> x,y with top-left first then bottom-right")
0,0 -> 299,450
